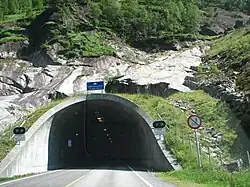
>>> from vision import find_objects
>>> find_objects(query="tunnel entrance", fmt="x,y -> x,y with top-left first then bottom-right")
48,99 -> 150,170
0,94 -> 176,178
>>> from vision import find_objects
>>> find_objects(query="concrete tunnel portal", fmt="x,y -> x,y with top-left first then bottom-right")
0,94 -> 177,178
48,99 -> 150,169
47,94 -> 174,171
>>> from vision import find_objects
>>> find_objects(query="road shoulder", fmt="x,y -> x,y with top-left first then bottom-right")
155,173 -> 207,187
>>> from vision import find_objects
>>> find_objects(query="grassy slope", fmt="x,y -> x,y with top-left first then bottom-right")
119,91 -> 249,187
205,26 -> 250,93
0,98 -> 68,161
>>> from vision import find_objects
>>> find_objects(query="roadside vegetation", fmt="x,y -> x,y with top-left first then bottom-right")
119,91 -> 250,187
0,173 -> 36,182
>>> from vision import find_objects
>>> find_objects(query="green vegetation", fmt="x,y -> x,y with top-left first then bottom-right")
118,91 -> 249,186
0,36 -> 27,43
1,0 -> 249,57
198,0 -> 250,13
0,173 -> 37,182
49,31 -> 115,58
0,0 -> 45,21
0,98 -> 68,161
159,169 -> 250,187
156,174 -> 207,187
205,26 -> 250,94
120,91 -> 237,166
86,0 -> 201,41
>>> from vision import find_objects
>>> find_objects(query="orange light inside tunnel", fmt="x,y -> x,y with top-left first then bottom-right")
97,117 -> 104,123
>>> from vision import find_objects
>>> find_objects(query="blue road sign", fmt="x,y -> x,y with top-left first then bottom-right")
87,81 -> 104,91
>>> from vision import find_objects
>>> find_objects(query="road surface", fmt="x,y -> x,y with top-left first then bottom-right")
0,166 -> 175,187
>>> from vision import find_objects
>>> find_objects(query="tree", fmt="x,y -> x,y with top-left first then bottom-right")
247,0 -> 250,14
182,2 -> 201,33
33,0 -> 44,10
0,2 -> 4,21
8,0 -> 18,14
2,0 -> 9,15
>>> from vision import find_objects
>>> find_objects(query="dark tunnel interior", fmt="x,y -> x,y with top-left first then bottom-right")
47,99 -> 152,170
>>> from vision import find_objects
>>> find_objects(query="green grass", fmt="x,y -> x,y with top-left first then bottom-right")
0,98 -> 69,161
23,99 -> 70,130
0,27 -> 27,43
118,91 -> 245,186
0,10 -> 44,24
44,27 -> 115,58
206,27 -> 250,64
0,13 -> 26,23
158,169 -> 250,187
205,26 -> 250,93
0,173 -> 37,182
119,91 -> 237,166
0,36 -> 27,43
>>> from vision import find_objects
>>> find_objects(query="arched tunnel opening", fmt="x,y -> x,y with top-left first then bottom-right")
0,94 -> 176,178
48,99 -> 154,170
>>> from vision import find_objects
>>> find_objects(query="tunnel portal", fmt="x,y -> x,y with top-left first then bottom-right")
48,99 -> 151,169
0,94 -> 176,178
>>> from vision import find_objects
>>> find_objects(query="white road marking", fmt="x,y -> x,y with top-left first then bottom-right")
0,170 -> 63,186
127,165 -> 154,187
65,170 -> 95,187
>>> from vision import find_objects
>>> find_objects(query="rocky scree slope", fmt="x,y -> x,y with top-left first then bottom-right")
0,7 -> 207,134
0,39 -> 205,134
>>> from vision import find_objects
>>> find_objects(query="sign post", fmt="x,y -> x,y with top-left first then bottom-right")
187,114 -> 202,168
153,120 -> 166,140
13,127 -> 26,144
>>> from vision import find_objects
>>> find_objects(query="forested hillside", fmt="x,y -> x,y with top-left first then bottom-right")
0,0 -> 250,65
0,0 -> 45,18
1,0 -> 249,42
198,0 -> 250,13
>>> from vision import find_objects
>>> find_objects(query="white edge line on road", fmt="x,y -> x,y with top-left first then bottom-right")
127,165 -> 154,187
0,169 -> 63,186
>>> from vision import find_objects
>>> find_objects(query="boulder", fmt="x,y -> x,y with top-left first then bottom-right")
47,91 -> 68,100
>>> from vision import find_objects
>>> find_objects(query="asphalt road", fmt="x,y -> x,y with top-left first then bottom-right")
0,166 -> 175,187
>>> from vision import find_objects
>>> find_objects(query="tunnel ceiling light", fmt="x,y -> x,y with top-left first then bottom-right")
106,134 -> 109,136
97,117 -> 104,123
104,128 -> 107,131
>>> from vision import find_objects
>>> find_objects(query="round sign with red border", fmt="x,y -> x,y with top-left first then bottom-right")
187,114 -> 202,129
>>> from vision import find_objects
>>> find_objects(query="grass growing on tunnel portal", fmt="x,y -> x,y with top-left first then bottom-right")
0,98 -> 70,161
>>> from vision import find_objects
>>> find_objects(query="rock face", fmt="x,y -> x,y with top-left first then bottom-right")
200,8 -> 249,36
0,42 -> 24,59
0,41 -> 205,134
105,78 -> 179,97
